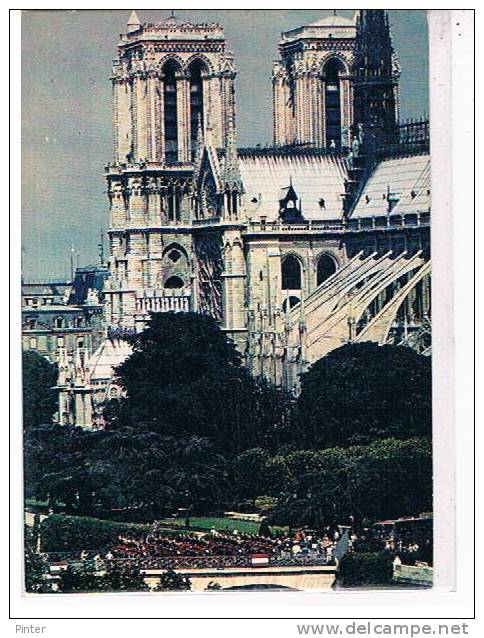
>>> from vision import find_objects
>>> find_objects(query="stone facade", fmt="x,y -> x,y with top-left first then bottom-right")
57,10 -> 431,427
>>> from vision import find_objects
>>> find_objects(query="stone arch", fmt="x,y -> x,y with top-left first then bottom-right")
158,56 -> 184,75
321,56 -> 347,151
282,295 -> 301,312
281,254 -> 303,290
184,54 -> 213,75
162,241 -> 189,261
164,275 -> 185,289
161,59 -> 182,162
316,252 -> 338,286
186,58 -> 208,156
320,54 -> 350,76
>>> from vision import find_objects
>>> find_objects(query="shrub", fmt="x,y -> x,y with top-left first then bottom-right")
40,514 -> 148,552
153,569 -> 191,592
337,552 -> 394,587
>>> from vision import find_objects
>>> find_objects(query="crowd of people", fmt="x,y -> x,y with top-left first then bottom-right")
80,525 -> 347,567
74,521 -> 432,571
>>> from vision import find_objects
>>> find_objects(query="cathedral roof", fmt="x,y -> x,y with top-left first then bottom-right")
238,153 -> 348,221
351,154 -> 431,218
281,12 -> 356,42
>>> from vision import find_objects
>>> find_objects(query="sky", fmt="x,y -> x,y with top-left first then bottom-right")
21,9 -> 429,281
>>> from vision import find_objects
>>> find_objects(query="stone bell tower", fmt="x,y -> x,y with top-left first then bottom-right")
273,12 -> 357,150
104,11 -> 237,330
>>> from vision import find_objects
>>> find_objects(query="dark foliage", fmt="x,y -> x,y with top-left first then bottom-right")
153,569 -> 191,591
23,314 -> 432,531
22,350 -> 58,432
40,514 -> 147,552
337,551 -> 394,587
268,438 -> 432,528
296,342 -> 432,448
105,312 -> 293,455
24,526 -> 51,593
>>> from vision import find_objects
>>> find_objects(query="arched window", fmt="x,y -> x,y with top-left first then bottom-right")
323,58 -> 345,150
164,275 -> 184,289
54,316 -> 63,329
317,254 -> 337,286
163,61 -> 179,163
282,296 -> 301,312
188,59 -> 206,159
281,255 -> 302,290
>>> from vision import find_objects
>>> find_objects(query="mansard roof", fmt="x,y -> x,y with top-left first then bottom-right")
351,154 -> 431,218
238,153 -> 348,221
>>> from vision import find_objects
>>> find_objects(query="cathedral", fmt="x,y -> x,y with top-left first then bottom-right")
57,9 -> 431,428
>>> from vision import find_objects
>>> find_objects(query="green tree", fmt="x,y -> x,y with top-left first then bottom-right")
22,350 -> 58,432
153,569 -> 191,591
232,448 -> 271,502
269,438 -> 432,527
105,312 -> 291,456
337,551 -> 394,587
24,424 -> 99,512
58,563 -> 104,593
24,526 -> 51,593
296,343 -> 432,448
103,560 -> 150,592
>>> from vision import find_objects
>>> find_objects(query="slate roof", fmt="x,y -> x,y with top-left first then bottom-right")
239,154 -> 348,221
351,154 -> 431,218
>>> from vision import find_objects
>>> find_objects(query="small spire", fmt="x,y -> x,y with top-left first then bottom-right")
127,10 -> 141,33
223,117 -> 241,184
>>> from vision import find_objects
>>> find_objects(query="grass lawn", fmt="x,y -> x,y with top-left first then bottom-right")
161,516 -> 288,535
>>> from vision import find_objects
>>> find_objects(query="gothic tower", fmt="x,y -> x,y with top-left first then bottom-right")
273,13 -> 357,150
352,9 -> 400,152
103,11 -> 237,330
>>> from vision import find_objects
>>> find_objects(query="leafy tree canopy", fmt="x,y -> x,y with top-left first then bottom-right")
22,350 -> 58,432
105,312 -> 292,455
268,437 -> 432,527
296,342 -> 432,448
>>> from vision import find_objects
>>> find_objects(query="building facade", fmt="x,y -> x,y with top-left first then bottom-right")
58,10 -> 431,427
22,266 -> 108,364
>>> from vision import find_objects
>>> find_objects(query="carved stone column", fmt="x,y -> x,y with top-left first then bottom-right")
340,76 -> 353,148
294,72 -> 307,144
156,72 -> 165,162
134,72 -> 148,160
176,73 -> 190,162
146,71 -> 158,162
221,72 -> 236,148
319,77 -> 327,147
115,77 -> 132,162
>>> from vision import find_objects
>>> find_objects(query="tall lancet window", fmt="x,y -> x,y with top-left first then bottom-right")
323,58 -> 345,150
281,255 -> 302,290
163,61 -> 179,163
189,59 -> 206,160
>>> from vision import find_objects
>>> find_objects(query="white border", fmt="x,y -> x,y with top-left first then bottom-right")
7,2 -> 476,627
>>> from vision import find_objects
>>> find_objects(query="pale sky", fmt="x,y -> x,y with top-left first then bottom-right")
21,9 -> 429,281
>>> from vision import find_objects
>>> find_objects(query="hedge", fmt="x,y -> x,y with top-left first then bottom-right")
39,514 -> 149,552
337,552 -> 394,587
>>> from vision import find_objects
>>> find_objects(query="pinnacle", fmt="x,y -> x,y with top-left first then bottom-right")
128,10 -> 141,28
